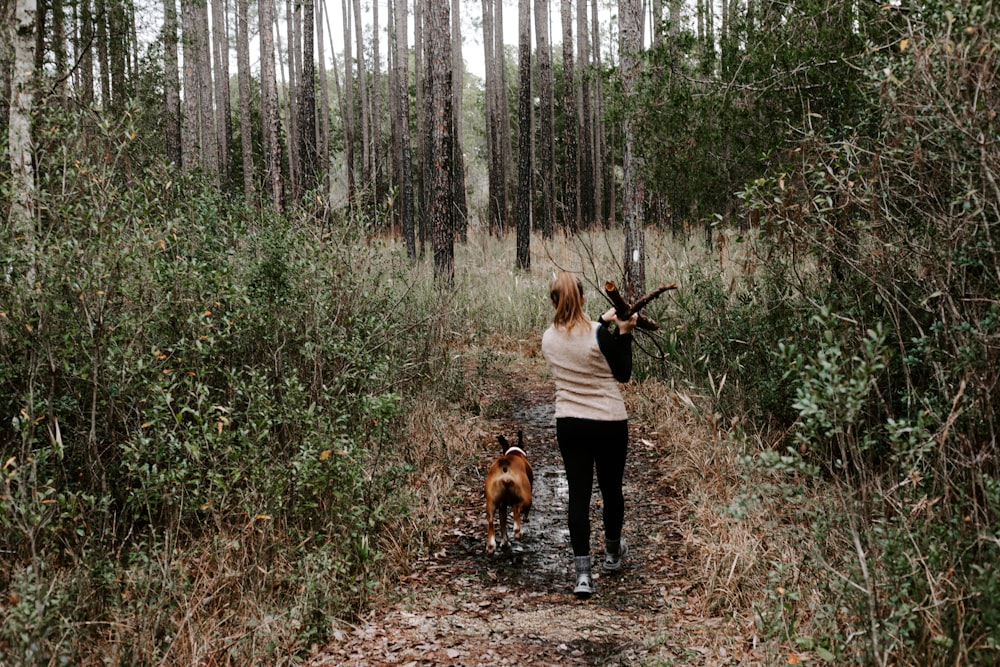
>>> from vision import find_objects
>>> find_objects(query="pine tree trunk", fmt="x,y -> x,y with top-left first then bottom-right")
299,0 -> 318,193
10,0 -> 37,277
620,0 -> 646,300
576,0 -> 593,228
535,0 -> 554,239
341,0 -> 355,205
414,0 -> 427,252
352,0 -> 370,200
78,0 -> 94,105
285,0 -> 300,197
451,0 -> 468,242
163,0 -> 182,166
212,0 -> 232,183
495,0 -> 512,223
394,0 -> 415,258
560,0 -> 578,231
181,0 -> 200,169
260,0 -> 284,209
96,0 -> 109,102
428,0 -> 453,286
591,0 -> 605,225
372,0 -> 383,205
316,0 -> 330,192
515,0 -> 531,269
481,0 -> 501,235
236,0 -> 255,197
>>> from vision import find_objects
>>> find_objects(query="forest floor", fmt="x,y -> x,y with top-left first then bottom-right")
310,352 -> 768,667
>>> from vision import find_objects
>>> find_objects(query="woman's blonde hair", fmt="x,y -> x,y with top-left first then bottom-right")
550,272 -> 591,334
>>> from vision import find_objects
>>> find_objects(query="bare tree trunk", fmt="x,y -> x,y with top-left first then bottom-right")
96,0 -> 109,103
181,0 -> 200,169
352,0 -> 370,200
372,0 -> 383,206
591,0 -> 605,225
669,0 -> 680,35
535,0 -> 554,239
414,0 -> 427,252
198,0 -> 218,176
341,0 -> 355,205
620,0 -> 645,300
515,0 -> 531,269
163,0 -> 182,166
236,0 -> 255,197
428,0 -> 453,285
299,0 -> 318,193
10,0 -> 37,278
451,0 -> 468,242
78,0 -> 94,105
316,0 -> 330,192
481,0 -> 502,235
652,0 -> 663,46
495,0 -> 512,223
576,0 -> 593,228
51,0 -> 66,99
212,0 -> 232,183
560,0 -> 578,231
260,0 -> 284,209
285,0 -> 300,197
109,0 -> 128,106
393,0 -> 415,257
0,0 -> 14,183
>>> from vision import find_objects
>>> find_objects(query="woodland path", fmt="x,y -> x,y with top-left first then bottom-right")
310,357 -> 728,666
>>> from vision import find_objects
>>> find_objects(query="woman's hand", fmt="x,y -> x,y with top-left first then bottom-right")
602,308 -> 639,335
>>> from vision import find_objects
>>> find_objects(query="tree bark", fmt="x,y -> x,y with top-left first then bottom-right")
515,0 -> 531,269
560,0 -> 578,231
372,0 -> 383,206
352,0 -> 370,200
316,0 -> 330,192
260,0 -> 284,209
394,0 -> 415,258
299,0 -> 318,193
414,0 -> 427,252
620,0 -> 646,300
96,0 -> 109,102
591,0 -> 605,225
481,0 -> 502,235
163,0 -> 182,166
451,0 -> 468,243
10,0 -> 37,279
236,0 -> 255,197
285,0 -> 300,197
576,0 -> 593,228
212,0 -> 232,183
341,0 -> 355,205
535,0 -> 554,239
428,0 -> 454,285
78,0 -> 94,105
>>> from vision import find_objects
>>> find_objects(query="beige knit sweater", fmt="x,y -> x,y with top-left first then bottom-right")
541,321 -> 628,421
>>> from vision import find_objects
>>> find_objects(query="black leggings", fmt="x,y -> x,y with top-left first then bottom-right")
556,417 -> 628,557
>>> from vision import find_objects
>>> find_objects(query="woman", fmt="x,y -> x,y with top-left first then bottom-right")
541,271 -> 637,598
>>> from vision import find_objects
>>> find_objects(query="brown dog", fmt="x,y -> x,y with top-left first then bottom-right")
485,431 -> 533,554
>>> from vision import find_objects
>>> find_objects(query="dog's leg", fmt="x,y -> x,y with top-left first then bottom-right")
486,498 -> 497,554
512,504 -> 523,540
499,503 -> 510,549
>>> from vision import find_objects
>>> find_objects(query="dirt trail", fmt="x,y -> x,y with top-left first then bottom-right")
311,363 -> 708,666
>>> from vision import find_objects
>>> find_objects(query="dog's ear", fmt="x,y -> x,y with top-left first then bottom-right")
497,435 -> 510,453
517,430 -> 524,451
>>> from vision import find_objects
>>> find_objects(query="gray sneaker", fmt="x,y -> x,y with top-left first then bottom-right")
573,555 -> 594,598
603,539 -> 628,571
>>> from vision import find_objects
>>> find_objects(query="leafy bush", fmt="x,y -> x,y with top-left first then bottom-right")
0,105 -> 439,662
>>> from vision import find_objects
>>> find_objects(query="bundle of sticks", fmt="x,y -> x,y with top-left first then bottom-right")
604,281 -> 678,331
